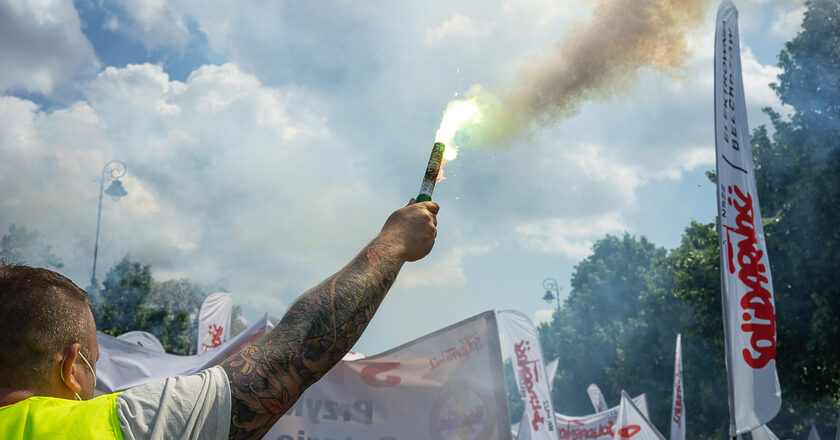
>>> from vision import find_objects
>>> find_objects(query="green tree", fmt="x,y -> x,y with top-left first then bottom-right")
94,256 -> 248,355
539,234 -> 670,417
0,224 -> 63,268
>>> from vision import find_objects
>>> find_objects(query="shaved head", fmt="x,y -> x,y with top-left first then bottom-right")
0,263 -> 95,390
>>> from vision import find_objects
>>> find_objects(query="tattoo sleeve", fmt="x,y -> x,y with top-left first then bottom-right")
219,237 -> 403,440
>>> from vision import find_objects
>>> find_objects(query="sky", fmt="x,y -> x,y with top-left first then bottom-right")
0,0 -> 806,354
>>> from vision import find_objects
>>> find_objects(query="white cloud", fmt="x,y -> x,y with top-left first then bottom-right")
0,0 -> 98,96
399,241 -> 496,288
534,308 -> 555,325
0,62 -> 394,312
515,211 -> 626,260
101,0 -> 191,51
771,6 -> 805,40
425,14 -> 495,44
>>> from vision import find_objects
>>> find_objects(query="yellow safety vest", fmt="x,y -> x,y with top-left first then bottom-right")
0,394 -> 123,439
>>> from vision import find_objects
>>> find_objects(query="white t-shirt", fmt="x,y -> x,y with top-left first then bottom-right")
115,365 -> 231,440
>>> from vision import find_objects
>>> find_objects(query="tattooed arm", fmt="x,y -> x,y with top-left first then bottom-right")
219,201 -> 439,440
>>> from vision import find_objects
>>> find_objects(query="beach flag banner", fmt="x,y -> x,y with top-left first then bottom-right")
714,1 -> 782,434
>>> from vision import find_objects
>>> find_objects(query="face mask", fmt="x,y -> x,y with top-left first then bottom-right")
60,347 -> 97,401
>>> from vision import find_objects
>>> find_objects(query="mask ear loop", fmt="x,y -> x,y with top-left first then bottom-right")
59,356 -> 83,401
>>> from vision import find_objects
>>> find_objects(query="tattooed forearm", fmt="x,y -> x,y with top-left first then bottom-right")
220,237 -> 403,440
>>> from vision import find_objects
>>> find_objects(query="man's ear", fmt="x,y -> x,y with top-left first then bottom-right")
59,343 -> 83,394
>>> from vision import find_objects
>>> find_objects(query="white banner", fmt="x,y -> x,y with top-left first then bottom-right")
588,384 -> 609,413
97,314 -> 276,393
498,310 -> 557,440
613,391 -> 664,440
809,425 -> 823,440
197,292 -> 233,352
548,395 -> 648,440
670,334 -> 685,440
267,311 -> 511,440
714,1 -> 782,434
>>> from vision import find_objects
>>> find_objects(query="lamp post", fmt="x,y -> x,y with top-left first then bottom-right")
90,160 -> 127,292
542,277 -> 562,313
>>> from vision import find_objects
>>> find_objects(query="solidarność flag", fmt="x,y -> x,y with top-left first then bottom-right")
714,1 -> 781,435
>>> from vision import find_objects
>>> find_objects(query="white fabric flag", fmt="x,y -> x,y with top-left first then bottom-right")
750,425 -> 780,440
670,334 -> 685,440
516,357 -> 559,440
836,410 -> 840,440
97,314 -> 276,393
714,1 -> 782,434
809,425 -> 823,440
550,394 -> 648,440
197,292 -> 233,352
613,391 -> 665,440
589,384 -> 609,413
546,358 -> 559,392
498,310 -> 557,440
267,311 -> 512,440
116,331 -> 166,353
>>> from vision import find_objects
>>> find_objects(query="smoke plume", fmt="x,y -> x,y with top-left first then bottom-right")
454,0 -> 711,148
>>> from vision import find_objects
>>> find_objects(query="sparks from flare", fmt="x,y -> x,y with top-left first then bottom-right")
435,99 -> 482,162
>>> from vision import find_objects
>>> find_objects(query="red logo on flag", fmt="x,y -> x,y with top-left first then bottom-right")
202,324 -> 224,350
618,425 -> 641,438
723,185 -> 777,368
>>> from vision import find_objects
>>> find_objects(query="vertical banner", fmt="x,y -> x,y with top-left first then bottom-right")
266,311 -> 512,440
714,1 -> 781,434
588,384 -> 609,413
613,391 -> 665,440
197,292 -> 233,353
670,334 -> 685,440
497,310 -> 557,440
545,358 -> 559,392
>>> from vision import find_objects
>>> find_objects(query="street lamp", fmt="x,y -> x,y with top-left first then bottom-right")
542,277 -> 562,312
90,160 -> 127,292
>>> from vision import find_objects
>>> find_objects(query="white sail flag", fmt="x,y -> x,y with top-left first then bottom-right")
714,1 -> 781,434
498,310 -> 557,440
670,334 -> 685,440
809,425 -> 823,440
613,391 -> 665,440
588,383 -> 609,413
546,358 -> 559,392
197,292 -> 233,353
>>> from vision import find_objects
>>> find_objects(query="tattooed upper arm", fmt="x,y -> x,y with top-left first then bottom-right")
219,239 -> 401,440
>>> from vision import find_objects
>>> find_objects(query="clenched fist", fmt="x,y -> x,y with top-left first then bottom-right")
378,199 -> 439,262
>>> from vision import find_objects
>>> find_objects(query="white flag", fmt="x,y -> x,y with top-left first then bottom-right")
809,425 -> 823,440
670,334 -> 685,440
750,425 -> 780,440
588,383 -> 609,413
714,1 -> 781,434
498,310 -> 557,440
546,358 -> 559,392
197,292 -> 233,353
614,391 -> 665,440
268,311 -> 512,440
836,410 -> 840,440
552,394 -> 648,440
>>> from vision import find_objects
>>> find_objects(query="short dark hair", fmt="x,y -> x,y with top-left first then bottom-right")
0,263 -> 93,389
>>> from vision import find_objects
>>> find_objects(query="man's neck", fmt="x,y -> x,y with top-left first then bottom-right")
0,388 -> 34,405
